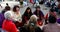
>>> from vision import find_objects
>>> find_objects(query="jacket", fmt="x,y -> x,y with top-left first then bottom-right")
2,19 -> 18,32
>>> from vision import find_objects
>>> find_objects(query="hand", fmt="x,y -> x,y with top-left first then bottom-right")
17,29 -> 19,32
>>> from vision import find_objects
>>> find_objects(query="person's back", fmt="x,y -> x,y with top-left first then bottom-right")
43,23 -> 60,32
43,15 -> 60,32
2,19 -> 18,32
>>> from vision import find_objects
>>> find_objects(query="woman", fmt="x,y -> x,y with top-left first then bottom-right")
33,6 -> 44,26
20,15 -> 42,32
2,11 -> 18,32
3,5 -> 22,27
22,7 -> 33,25
12,5 -> 22,27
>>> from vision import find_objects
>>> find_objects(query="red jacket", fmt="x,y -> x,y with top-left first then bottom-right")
2,19 -> 18,32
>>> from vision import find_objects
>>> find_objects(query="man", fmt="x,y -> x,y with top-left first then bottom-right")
43,15 -> 60,32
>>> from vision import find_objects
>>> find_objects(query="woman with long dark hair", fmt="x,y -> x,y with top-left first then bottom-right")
33,6 -> 44,26
22,7 -> 33,25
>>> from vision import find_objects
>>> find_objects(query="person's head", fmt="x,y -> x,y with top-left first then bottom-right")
49,8 -> 56,16
48,15 -> 57,23
29,15 -> 38,22
25,7 -> 32,13
13,5 -> 20,12
36,6 -> 40,11
49,8 -> 55,12
49,8 -> 54,14
4,12 -> 11,20
29,15 -> 38,31
5,6 -> 10,11
6,3 -> 8,6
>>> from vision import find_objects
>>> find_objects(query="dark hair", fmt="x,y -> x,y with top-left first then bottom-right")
5,6 -> 10,10
49,8 -> 55,12
13,5 -> 20,12
23,7 -> 33,16
36,6 -> 40,9
6,3 -> 8,6
48,15 -> 56,23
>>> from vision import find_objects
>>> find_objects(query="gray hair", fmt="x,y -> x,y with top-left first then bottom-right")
29,15 -> 38,22
29,15 -> 38,27
4,11 -> 11,20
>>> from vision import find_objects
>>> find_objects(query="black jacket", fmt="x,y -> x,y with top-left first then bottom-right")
20,26 -> 43,32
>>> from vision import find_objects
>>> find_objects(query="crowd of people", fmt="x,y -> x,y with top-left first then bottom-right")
0,0 -> 60,32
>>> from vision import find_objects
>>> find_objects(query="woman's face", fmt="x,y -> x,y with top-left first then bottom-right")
27,9 -> 30,13
16,7 -> 20,11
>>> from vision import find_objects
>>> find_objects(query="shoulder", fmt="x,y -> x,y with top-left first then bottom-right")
0,13 -> 3,16
57,23 -> 60,27
33,11 -> 36,13
40,11 -> 43,14
43,24 -> 49,29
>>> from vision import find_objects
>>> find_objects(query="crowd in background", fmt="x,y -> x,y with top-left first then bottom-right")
0,0 -> 60,32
